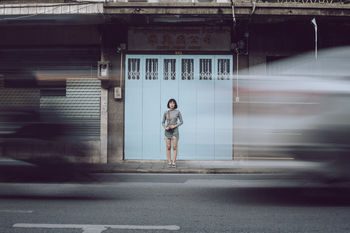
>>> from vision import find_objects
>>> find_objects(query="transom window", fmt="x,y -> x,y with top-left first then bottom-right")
217,59 -> 230,80
128,58 -> 140,80
145,59 -> 158,80
181,59 -> 194,80
127,56 -> 231,81
199,59 -> 212,80
164,59 -> 176,80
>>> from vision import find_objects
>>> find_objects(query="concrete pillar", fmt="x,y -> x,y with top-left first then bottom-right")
100,43 -> 108,164
107,50 -> 125,163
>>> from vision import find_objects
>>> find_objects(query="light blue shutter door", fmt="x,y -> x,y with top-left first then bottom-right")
143,56 -> 161,159
125,56 -> 143,159
125,54 -> 233,160
196,55 -> 215,160
179,56 -> 197,160
215,56 -> 233,160
160,56 -> 180,159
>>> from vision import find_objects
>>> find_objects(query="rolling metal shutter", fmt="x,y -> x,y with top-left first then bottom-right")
40,79 -> 101,140
0,47 -> 101,140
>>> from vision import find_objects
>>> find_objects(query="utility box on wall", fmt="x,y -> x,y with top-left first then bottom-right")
98,61 -> 111,89
98,61 -> 111,79
114,87 -> 122,99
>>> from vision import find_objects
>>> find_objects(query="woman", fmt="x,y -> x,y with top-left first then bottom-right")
162,99 -> 183,168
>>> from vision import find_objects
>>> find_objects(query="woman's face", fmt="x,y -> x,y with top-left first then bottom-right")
169,101 -> 175,109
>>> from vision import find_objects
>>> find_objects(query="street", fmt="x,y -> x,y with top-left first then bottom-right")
1,173 -> 350,233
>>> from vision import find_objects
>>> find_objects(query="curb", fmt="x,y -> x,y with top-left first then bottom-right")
89,167 -> 290,174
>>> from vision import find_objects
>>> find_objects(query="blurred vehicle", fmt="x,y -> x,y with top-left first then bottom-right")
0,73 -> 67,143
0,72 -> 96,166
0,110 -> 67,142
235,46 -> 350,182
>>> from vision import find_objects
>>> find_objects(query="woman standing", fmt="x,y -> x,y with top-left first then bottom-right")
162,99 -> 183,168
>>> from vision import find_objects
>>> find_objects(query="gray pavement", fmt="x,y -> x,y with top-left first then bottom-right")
87,159 -> 321,174
0,157 -> 323,175
2,173 -> 350,233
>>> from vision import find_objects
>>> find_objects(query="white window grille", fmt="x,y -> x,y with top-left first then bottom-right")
199,59 -> 212,80
128,59 -> 140,80
181,59 -> 194,80
145,59 -> 158,80
164,59 -> 176,80
217,59 -> 230,80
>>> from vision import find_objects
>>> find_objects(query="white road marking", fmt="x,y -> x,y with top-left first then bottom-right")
184,179 -> 327,188
13,223 -> 180,233
0,210 -> 33,213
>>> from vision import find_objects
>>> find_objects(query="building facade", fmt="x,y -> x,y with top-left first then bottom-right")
1,0 -> 350,163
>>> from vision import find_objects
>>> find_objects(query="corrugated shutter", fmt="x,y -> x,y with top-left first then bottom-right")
40,79 -> 101,140
0,47 -> 101,140
0,86 -> 40,112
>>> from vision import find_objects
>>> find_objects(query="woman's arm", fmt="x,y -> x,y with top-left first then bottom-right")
161,112 -> 167,129
174,111 -> 183,128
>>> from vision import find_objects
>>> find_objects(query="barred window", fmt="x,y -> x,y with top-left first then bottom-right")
145,59 -> 158,80
199,59 -> 212,80
217,59 -> 230,80
181,59 -> 194,80
128,59 -> 140,80
164,59 -> 176,80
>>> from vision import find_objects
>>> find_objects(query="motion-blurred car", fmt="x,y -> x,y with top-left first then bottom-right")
0,109 -> 70,142
235,46 -> 350,181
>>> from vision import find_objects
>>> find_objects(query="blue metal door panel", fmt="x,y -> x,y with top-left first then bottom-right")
178,87 -> 196,157
159,55 -> 180,158
142,56 -> 162,159
178,55 -> 197,160
125,56 -> 143,159
214,56 -> 233,160
195,56 -> 215,160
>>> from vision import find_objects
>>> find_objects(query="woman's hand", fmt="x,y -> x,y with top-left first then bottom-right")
165,125 -> 175,130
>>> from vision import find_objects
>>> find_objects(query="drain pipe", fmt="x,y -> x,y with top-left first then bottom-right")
231,0 -> 236,26
251,0 -> 256,15
311,18 -> 318,60
231,0 -> 238,102
235,52 -> 239,103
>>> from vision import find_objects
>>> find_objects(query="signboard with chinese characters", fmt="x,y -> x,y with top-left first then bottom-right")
128,27 -> 231,51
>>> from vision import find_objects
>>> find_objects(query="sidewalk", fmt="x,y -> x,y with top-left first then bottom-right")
87,159 -> 320,174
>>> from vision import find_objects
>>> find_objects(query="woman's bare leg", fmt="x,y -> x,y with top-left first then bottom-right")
166,137 -> 172,163
172,136 -> 178,163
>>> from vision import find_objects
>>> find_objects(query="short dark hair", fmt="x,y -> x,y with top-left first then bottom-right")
167,99 -> 178,109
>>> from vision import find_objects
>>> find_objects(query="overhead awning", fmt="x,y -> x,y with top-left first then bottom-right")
0,2 -> 103,16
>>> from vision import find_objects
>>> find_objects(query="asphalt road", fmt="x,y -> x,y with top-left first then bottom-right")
1,173 -> 350,233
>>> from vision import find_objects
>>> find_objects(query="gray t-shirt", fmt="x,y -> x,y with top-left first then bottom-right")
162,109 -> 183,129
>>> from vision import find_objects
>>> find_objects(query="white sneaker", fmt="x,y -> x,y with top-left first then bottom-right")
172,162 -> 176,168
167,163 -> 172,168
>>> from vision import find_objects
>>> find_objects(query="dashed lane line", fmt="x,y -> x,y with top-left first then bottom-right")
13,223 -> 181,233
0,210 -> 33,213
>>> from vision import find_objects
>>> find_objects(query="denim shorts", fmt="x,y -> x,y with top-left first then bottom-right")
164,127 -> 179,140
